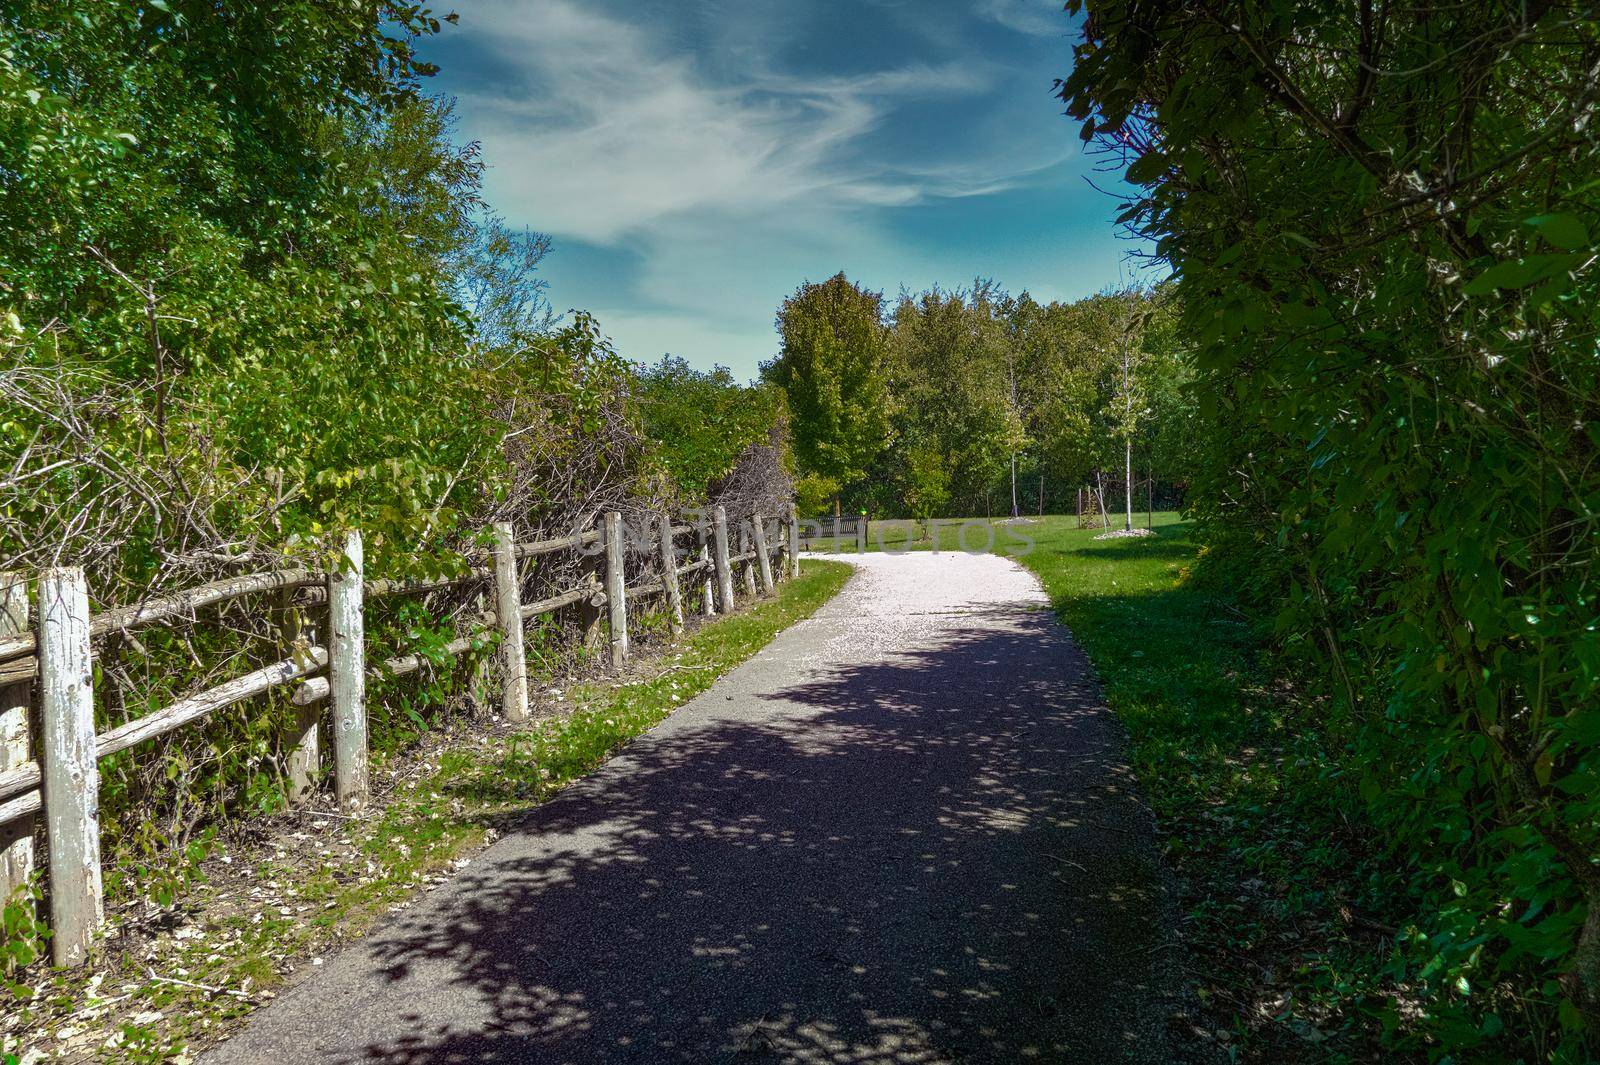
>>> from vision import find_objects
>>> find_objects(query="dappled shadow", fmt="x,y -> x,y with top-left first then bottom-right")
206,592 -> 1207,1064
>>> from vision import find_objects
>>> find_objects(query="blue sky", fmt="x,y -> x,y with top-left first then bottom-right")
421,0 -> 1136,379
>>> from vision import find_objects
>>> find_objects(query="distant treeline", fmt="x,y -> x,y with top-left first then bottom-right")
762,272 -> 1192,519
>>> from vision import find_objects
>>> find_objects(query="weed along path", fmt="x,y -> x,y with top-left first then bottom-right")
205,552 -> 1199,1064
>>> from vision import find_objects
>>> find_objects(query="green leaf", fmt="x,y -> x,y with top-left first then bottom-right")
1126,152 -> 1169,184
1524,213 -> 1589,251
1462,254 -> 1579,296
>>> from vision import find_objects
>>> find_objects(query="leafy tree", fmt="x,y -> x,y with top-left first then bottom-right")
1003,291 -> 1112,505
789,473 -> 840,518
898,443 -> 952,521
1134,293 -> 1196,489
1083,284 -> 1179,530
884,284 -> 1020,515
632,355 -> 786,500
0,0 -> 658,887
763,273 -> 894,512
1061,0 -> 1600,1054
766,275 -> 1191,520
0,0 -> 489,577
1105,292 -> 1147,531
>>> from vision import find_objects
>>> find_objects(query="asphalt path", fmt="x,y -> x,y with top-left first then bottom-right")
206,550 -> 1202,1063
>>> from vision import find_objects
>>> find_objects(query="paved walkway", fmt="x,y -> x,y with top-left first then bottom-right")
207,552 -> 1198,1063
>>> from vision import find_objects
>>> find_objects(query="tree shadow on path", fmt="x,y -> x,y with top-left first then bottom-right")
207,605 -> 1209,1064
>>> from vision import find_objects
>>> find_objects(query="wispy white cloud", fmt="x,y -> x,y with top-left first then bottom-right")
977,0 -> 1071,37
432,0 -> 1109,373
455,0 -> 1047,245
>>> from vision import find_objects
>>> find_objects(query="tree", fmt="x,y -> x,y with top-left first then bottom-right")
1111,301 -> 1144,531
0,0 -> 490,580
763,274 -> 893,513
632,356 -> 785,500
763,271 -> 1190,521
884,284 -> 1018,516
0,0 -> 667,881
1010,296 -> 1106,496
1061,0 -> 1600,1052
1096,285 -> 1172,531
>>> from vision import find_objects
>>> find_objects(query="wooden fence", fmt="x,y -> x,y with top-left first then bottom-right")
0,503 -> 802,966
797,515 -> 868,553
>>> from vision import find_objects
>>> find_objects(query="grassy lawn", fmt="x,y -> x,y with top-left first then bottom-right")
3,561 -> 853,1065
824,514 -> 1389,1060
805,511 -> 1173,553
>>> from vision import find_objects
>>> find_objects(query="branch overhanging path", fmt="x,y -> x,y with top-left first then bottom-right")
205,552 -> 1204,1064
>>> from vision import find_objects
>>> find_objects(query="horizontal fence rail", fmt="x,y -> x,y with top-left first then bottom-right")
798,515 -> 869,553
0,504 -> 800,966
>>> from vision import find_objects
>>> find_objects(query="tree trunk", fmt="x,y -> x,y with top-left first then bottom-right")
1564,890 -> 1600,1042
1010,453 -> 1019,518
1124,438 -> 1134,531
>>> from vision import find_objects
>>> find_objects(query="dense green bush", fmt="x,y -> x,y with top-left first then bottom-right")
1060,1 -> 1600,1056
0,1 -> 784,906
632,355 -> 787,502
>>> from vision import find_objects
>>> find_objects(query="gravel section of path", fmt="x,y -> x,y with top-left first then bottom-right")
205,551 -> 1204,1064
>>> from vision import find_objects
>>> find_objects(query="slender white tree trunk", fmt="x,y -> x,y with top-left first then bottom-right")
1125,437 -> 1134,531
1010,453 -> 1019,518
1122,336 -> 1135,532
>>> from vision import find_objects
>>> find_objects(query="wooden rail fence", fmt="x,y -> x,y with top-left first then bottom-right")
798,515 -> 869,553
0,504 -> 802,966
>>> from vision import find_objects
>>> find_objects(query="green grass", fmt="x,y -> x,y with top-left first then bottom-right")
3,561 -> 853,1065
445,559 -> 853,807
841,514 -> 1389,1060
807,511 -> 1178,553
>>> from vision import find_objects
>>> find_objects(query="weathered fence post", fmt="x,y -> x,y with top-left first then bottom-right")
787,505 -> 801,578
579,517 -> 606,652
329,530 -> 368,812
856,518 -> 867,554
603,512 -> 628,668
771,518 -> 785,584
739,523 -> 758,597
470,587 -> 493,712
712,506 -> 735,613
38,567 -> 102,967
752,514 -> 775,595
697,520 -> 716,618
492,522 -> 529,723
278,588 -> 320,804
658,514 -> 684,636
1,573 -> 34,904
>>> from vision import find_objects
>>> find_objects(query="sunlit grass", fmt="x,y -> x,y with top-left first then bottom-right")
447,560 -> 853,806
809,511 -> 1183,554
